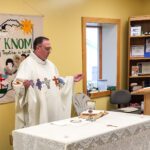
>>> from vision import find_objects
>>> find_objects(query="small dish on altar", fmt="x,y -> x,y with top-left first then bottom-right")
70,118 -> 82,123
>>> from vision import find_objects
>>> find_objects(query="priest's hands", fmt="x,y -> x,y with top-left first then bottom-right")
23,80 -> 31,88
73,74 -> 83,82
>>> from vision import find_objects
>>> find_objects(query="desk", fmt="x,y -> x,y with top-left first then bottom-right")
131,87 -> 150,115
13,111 -> 150,150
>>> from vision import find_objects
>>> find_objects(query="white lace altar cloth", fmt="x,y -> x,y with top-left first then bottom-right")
13,111 -> 150,150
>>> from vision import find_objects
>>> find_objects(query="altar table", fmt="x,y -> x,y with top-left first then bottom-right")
13,111 -> 150,150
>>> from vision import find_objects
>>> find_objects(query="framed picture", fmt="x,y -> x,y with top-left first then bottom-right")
131,45 -> 144,57
130,26 -> 141,36
131,66 -> 139,76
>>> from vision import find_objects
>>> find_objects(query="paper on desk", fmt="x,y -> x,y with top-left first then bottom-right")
118,107 -> 138,112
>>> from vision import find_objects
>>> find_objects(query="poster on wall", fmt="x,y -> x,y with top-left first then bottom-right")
0,14 -> 43,104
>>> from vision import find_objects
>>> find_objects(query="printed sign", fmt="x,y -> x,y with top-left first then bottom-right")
0,14 -> 43,104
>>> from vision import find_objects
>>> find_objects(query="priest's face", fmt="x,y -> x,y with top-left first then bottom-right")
37,39 -> 51,60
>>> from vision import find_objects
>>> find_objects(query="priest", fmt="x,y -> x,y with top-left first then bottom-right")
13,36 -> 83,129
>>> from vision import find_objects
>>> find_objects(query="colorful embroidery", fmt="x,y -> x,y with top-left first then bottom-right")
30,76 -> 65,90
44,78 -> 50,89
36,79 -> 42,90
52,76 -> 59,87
58,78 -> 65,85
29,80 -> 34,88
58,77 -> 65,88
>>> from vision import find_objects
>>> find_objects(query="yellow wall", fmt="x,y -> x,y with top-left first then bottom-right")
0,0 -> 150,149
0,102 -> 15,150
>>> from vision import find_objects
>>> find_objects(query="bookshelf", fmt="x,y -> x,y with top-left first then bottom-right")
128,15 -> 150,104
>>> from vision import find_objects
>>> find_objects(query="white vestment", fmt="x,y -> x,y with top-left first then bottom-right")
13,52 -> 74,129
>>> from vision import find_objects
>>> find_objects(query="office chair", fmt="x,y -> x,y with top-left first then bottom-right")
110,90 -> 141,114
73,93 -> 91,116
110,90 -> 131,107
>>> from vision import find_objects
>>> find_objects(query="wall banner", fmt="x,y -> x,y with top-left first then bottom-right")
0,14 -> 43,104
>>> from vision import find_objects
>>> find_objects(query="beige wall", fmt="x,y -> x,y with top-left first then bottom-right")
0,102 -> 15,150
0,0 -> 149,149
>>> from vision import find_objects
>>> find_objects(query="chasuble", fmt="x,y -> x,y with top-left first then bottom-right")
13,52 -> 74,129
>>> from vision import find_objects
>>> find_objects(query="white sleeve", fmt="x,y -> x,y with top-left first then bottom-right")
13,59 -> 32,108
13,59 -> 32,129
59,76 -> 74,118
15,59 -> 33,81
14,86 -> 27,129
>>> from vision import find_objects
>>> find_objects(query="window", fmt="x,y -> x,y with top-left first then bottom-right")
86,26 -> 102,91
82,17 -> 121,98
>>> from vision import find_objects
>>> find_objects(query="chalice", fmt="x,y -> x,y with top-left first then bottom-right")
87,100 -> 96,121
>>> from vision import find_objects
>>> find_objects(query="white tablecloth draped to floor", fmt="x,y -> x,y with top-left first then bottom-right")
13,111 -> 150,150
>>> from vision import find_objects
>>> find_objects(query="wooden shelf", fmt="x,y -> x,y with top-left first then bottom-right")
129,75 -> 150,78
128,15 -> 150,105
89,90 -> 111,99
130,16 -> 150,21
130,57 -> 150,60
130,35 -> 150,38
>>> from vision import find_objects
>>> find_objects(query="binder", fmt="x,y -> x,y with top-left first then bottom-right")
144,38 -> 150,57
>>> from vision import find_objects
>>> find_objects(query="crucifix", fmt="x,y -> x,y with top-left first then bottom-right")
52,76 -> 59,87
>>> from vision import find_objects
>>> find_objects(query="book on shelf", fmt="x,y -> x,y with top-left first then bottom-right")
143,80 -> 150,87
137,63 -> 142,74
144,38 -> 150,57
137,62 -> 150,75
131,66 -> 139,76
141,62 -> 150,74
